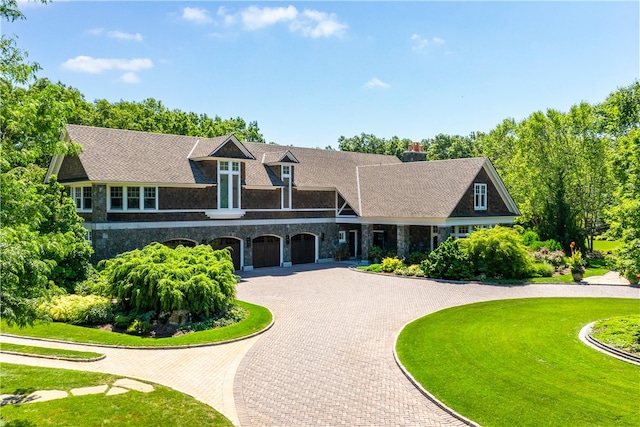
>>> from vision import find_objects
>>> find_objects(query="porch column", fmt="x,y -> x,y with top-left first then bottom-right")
361,224 -> 373,261
397,225 -> 410,260
92,184 -> 107,223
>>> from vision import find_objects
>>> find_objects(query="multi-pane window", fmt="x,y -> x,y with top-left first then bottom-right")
109,186 -> 157,210
282,165 -> 291,209
83,187 -> 92,209
218,161 -> 241,209
68,186 -> 92,210
127,187 -> 140,209
110,186 -> 123,210
474,183 -> 487,210
144,187 -> 156,209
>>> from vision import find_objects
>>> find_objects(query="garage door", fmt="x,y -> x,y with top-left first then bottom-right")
210,238 -> 241,271
253,236 -> 280,268
291,233 -> 316,265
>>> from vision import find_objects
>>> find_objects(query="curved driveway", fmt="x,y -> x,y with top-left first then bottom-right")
2,263 -> 638,426
233,263 -> 637,426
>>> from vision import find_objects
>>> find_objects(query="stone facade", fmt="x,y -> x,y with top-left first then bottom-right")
91,221 -> 340,269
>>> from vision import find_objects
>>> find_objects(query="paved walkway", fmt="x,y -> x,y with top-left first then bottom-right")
1,263 -> 638,426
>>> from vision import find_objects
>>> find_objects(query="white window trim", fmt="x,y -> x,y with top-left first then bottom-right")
474,183 -> 487,211
108,185 -> 158,211
218,161 -> 242,210
451,225 -> 472,239
338,230 -> 347,243
68,185 -> 93,212
281,165 -> 292,210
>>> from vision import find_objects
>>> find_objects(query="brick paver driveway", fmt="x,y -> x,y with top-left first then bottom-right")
234,263 -> 638,426
1,263 -> 637,426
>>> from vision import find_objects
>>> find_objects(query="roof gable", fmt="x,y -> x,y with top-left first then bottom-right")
356,157 -> 518,219
261,150 -> 299,165
188,135 -> 256,160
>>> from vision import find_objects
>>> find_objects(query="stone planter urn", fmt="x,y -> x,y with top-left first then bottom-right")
572,270 -> 584,282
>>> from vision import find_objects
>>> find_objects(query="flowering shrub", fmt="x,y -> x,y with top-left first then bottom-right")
532,249 -> 566,269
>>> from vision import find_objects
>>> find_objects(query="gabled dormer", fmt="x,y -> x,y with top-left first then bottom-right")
261,150 -> 300,210
188,135 -> 256,219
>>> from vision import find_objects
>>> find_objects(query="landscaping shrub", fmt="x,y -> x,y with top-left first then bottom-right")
362,263 -> 382,273
407,251 -> 429,265
368,245 -> 384,261
532,249 -> 566,269
616,239 -> 640,284
420,237 -> 473,280
392,265 -> 426,277
187,304 -> 249,332
381,256 -> 404,273
529,262 -> 555,278
38,294 -> 113,325
99,243 -> 238,319
126,311 -> 155,335
530,239 -> 563,252
461,226 -> 532,279
522,230 -> 539,246
73,265 -> 111,297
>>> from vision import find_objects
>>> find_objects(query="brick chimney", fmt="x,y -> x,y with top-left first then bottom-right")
403,142 -> 427,162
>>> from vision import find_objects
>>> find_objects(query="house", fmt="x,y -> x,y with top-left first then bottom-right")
46,125 -> 520,270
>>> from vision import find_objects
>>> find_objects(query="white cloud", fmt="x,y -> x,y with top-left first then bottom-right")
118,72 -> 141,84
182,7 -> 213,24
241,6 -> 298,31
411,34 -> 446,51
290,9 -> 348,38
61,56 -> 153,74
217,6 -> 236,26
215,5 -> 347,38
87,28 -> 143,42
411,34 -> 429,50
364,77 -> 390,89
87,28 -> 104,36
108,31 -> 143,42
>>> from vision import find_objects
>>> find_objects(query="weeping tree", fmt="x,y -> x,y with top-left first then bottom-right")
99,243 -> 238,319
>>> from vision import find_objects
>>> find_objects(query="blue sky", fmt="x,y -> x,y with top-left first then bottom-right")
6,1 -> 639,148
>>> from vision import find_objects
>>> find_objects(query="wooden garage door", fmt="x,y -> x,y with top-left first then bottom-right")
253,236 -> 280,268
210,238 -> 241,271
291,233 -> 316,265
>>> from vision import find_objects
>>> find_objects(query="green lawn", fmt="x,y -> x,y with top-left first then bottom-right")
0,343 -> 103,360
0,363 -> 232,426
1,300 -> 271,347
396,298 -> 640,427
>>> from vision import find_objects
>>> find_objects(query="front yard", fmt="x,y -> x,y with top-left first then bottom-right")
396,298 -> 640,427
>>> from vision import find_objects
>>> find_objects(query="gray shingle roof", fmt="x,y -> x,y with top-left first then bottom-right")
61,125 -> 515,219
357,157 -> 487,218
